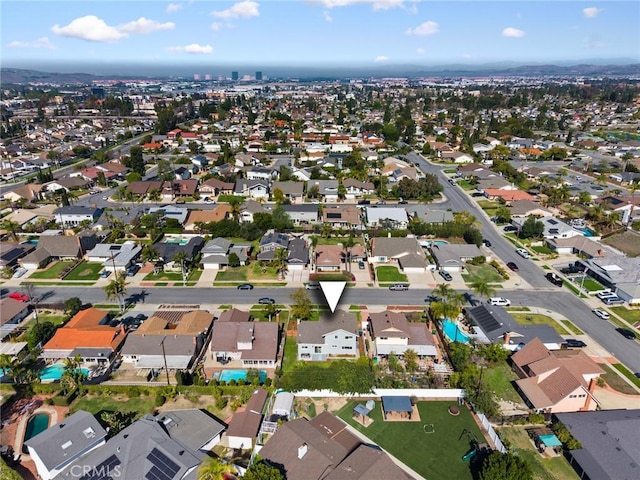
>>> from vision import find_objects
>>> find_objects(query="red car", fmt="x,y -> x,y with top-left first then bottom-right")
8,292 -> 30,302
506,262 -> 519,272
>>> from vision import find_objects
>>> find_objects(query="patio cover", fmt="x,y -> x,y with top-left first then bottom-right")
381,396 -> 412,419
538,434 -> 562,447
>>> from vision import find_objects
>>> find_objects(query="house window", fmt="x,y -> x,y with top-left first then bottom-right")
314,346 -> 321,353
342,346 -> 352,350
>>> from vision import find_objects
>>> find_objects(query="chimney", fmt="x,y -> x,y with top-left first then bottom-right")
297,443 -> 308,459
504,332 -> 511,345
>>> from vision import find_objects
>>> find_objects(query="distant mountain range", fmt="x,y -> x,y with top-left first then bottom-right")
2,61 -> 640,84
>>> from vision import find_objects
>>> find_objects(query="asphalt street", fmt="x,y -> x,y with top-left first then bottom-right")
24,285 -> 640,373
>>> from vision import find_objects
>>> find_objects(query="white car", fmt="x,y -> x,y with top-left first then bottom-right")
596,290 -> 616,300
592,309 -> 610,320
489,297 -> 511,306
515,248 -> 530,259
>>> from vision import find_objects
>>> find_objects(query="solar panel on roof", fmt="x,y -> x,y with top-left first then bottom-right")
548,219 -> 557,225
146,448 -> 180,480
327,213 -> 341,219
79,454 -> 121,480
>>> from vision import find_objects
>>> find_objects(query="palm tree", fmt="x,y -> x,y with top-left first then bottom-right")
470,280 -> 497,304
104,271 -> 128,312
0,354 -> 25,385
1,219 -> 21,242
61,354 -> 87,394
172,251 -> 190,287
197,457 -> 236,480
229,198 -> 242,221
341,235 -> 356,272
433,283 -> 454,301
309,235 -> 319,269
148,188 -> 161,204
142,245 -> 161,273
272,247 -> 289,280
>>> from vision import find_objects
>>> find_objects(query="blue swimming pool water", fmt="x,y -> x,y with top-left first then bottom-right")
578,228 -> 595,237
442,319 -> 470,344
23,239 -> 39,245
217,369 -> 267,383
22,413 -> 50,453
40,364 -> 89,382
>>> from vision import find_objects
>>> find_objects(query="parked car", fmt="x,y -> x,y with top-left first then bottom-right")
438,270 -> 453,282
616,328 -> 637,340
489,297 -> 511,306
602,296 -> 625,306
388,283 -> 409,291
503,225 -> 517,232
482,239 -> 492,247
448,179 -> 456,186
596,290 -> 616,300
305,282 -> 320,290
126,265 -> 140,277
560,263 -> 583,274
237,283 -> 254,290
563,339 -> 587,348
592,309 -> 610,320
100,270 -> 111,278
258,297 -> 276,305
515,248 -> 530,259
506,262 -> 519,271
102,196 -> 108,200
8,292 -> 30,302
358,199 -> 370,205
545,272 -> 563,286
358,261 -> 366,270
12,268 -> 27,279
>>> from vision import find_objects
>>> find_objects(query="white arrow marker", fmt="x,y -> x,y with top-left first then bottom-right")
319,281 -> 346,313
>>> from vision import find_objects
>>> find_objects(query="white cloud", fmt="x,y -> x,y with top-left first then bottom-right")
211,22 -> 223,31
166,3 -> 183,13
52,15 -> 127,42
585,35 -> 605,49
8,36 -> 54,49
374,55 -> 389,62
118,17 -> 175,34
211,1 -> 260,19
416,47 -> 425,54
322,10 -> 333,22
167,43 -> 214,54
405,20 -> 439,36
372,0 -> 405,11
583,7 -> 601,18
502,27 -> 525,38
313,0 -> 407,11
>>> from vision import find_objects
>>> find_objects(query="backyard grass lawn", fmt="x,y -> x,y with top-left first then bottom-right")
497,426 -> 579,480
336,401 -> 484,480
215,263 -> 279,282
316,237 -> 363,246
601,364 -> 640,395
63,261 -> 103,281
28,261 -> 73,279
461,264 -> 503,284
376,266 -> 408,283
558,203 -> 587,219
609,306 -> 640,327
144,269 -> 202,282
483,363 -> 522,403
71,393 -> 155,419
511,313 -> 570,335
282,338 -> 298,373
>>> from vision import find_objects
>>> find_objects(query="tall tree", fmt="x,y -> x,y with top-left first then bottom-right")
172,251 -> 190,286
272,247 -> 289,280
244,461 -> 283,480
341,236 -> 356,272
197,457 -> 236,480
479,451 -> 533,480
290,288 -> 313,320
470,280 -> 497,304
103,271 -> 128,312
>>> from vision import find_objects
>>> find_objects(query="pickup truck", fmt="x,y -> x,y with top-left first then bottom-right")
545,272 -> 563,286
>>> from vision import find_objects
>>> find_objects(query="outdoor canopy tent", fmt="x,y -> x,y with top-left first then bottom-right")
538,434 -> 562,447
381,396 -> 413,420
272,391 -> 295,418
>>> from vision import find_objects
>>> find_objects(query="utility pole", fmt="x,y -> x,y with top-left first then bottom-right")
160,336 -> 170,386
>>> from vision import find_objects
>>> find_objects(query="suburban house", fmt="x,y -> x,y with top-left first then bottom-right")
25,410 -> 108,480
0,242 -> 35,268
225,388 -> 268,450
483,189 -> 536,203
297,310 -> 359,361
127,180 -> 164,197
234,179 -> 269,200
554,409 -> 640,480
307,180 -> 339,202
199,177 -> 234,197
287,237 -> 310,270
200,237 -> 251,269
508,199 -> 552,218
256,231 -> 290,261
0,298 -> 32,340
282,204 -> 319,225
512,216 -> 583,240
365,207 -> 409,230
259,411 -> 412,480
239,200 -> 268,223
42,308 -> 126,364
546,236 -> 609,259
441,151 -> 474,163
161,179 -> 198,200
54,206 -> 102,227
57,411 -> 222,480
314,244 -> 344,272
464,304 -> 564,351
85,243 -> 141,272
369,237 -> 428,273
120,310 -> 213,370
154,236 -> 205,270
247,165 -> 277,181
323,205 -> 363,230
272,181 -> 305,203
209,312 -> 279,368
3,183 -> 44,203
576,256 -> 640,304
342,178 -> 375,199
367,310 -> 437,359
477,177 -> 518,191
184,205 -> 232,230
430,243 -> 487,272
146,205 -> 189,226
405,205 -> 455,224
511,338 -> 603,413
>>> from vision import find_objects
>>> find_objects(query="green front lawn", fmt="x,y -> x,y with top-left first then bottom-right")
336,401 -> 484,480
531,245 -> 555,255
63,261 -> 103,281
250,308 -> 289,323
497,426 -> 579,480
612,363 -> 640,389
375,266 -> 408,283
482,363 -> 522,403
144,269 -> 202,282
309,272 -> 354,282
609,307 -> 640,327
581,277 -> 605,292
316,237 -> 363,246
511,313 -> 570,335
601,364 -> 640,395
215,263 -> 279,282
28,261 -> 73,279
461,264 -> 503,284
458,180 -> 476,191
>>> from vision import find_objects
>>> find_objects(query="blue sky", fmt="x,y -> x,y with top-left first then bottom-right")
1,1 -> 638,69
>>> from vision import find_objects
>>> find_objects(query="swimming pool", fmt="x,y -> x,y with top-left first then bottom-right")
442,319 -> 470,344
164,236 -> 190,245
22,413 -> 50,453
217,369 -> 267,384
577,227 -> 596,237
40,364 -> 89,382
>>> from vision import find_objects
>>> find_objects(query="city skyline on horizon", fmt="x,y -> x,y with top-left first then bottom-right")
2,0 -> 639,73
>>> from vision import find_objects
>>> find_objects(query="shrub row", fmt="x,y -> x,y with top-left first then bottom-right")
490,260 -> 510,280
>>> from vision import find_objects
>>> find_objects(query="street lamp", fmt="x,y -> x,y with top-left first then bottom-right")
160,336 -> 171,386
